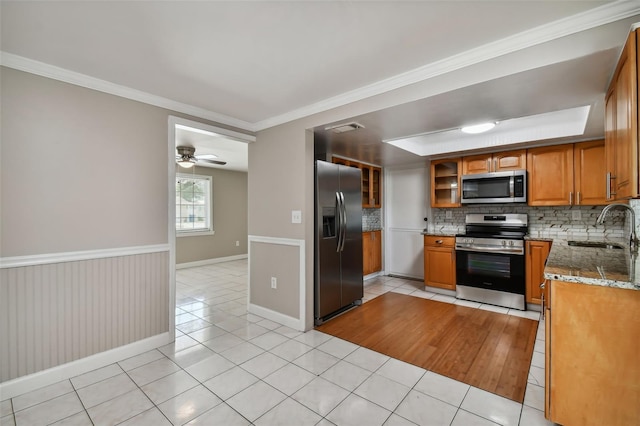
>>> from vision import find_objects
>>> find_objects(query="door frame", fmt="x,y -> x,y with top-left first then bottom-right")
167,116 -> 255,340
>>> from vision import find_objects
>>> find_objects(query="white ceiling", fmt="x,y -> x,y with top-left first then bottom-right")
2,1 -> 640,168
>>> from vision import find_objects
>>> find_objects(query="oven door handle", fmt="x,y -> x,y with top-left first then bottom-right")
455,245 -> 524,255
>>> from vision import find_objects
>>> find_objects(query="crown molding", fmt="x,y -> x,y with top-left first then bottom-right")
253,0 -> 640,131
0,52 -> 257,132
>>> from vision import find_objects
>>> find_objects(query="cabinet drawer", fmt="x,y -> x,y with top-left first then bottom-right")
424,236 -> 455,247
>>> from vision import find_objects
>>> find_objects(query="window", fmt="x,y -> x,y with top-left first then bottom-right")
176,173 -> 213,235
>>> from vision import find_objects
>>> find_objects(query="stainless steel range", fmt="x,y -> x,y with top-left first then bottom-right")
455,214 -> 528,310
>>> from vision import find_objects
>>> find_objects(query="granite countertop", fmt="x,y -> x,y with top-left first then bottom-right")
421,231 -> 457,237
544,239 -> 640,291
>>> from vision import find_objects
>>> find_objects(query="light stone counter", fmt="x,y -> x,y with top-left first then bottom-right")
544,240 -> 640,291
421,231 -> 457,237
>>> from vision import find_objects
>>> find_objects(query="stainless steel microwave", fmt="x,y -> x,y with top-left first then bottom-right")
460,170 -> 527,204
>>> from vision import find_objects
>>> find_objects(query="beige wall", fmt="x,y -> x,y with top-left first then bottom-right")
1,67 -> 169,256
249,242 -> 300,318
176,165 -> 248,264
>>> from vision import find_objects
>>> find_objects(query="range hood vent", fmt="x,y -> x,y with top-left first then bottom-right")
325,122 -> 365,133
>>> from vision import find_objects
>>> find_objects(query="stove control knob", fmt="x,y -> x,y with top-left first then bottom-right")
508,240 -> 514,246
501,240 -> 506,246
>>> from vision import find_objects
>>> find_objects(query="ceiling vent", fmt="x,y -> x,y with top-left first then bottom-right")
325,122 -> 365,133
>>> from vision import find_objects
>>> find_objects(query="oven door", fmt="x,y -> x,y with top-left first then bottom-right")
455,248 -> 525,295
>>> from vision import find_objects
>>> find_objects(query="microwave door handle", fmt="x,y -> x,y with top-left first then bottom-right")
509,176 -> 514,198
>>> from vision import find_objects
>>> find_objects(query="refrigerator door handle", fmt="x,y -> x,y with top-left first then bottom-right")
335,192 -> 342,252
339,191 -> 347,252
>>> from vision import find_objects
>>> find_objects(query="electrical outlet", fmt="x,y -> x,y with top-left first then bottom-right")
235,240 -> 240,246
291,210 -> 302,224
445,210 -> 453,219
271,277 -> 277,289
572,210 -> 582,221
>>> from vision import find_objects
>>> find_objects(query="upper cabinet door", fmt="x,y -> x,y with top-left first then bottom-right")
574,140 -> 607,206
527,144 -> 574,206
605,89 -> 617,201
462,150 -> 526,175
604,29 -> 639,201
494,150 -> 527,172
613,35 -> 638,199
462,154 -> 492,175
431,158 -> 461,208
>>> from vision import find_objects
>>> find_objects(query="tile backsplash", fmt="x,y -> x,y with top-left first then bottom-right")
432,204 -> 628,241
363,208 -> 382,231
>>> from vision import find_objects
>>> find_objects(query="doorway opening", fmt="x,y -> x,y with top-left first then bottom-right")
167,116 -> 255,339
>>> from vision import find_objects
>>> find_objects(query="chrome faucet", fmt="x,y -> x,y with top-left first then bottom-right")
596,203 -> 638,252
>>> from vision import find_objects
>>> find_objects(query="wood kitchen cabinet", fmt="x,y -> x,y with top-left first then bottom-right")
462,150 -> 526,175
424,235 -> 456,290
332,156 -> 382,208
363,230 -> 382,275
573,140 -> 607,205
605,29 -> 639,201
527,144 -> 574,206
545,280 -> 640,425
431,158 -> 461,208
361,164 -> 382,208
525,240 -> 551,305
527,141 -> 606,206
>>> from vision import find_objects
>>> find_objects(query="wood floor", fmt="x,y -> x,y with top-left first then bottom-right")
316,292 -> 537,403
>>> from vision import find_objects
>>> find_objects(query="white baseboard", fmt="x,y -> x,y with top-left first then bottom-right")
176,254 -> 247,269
248,303 -> 305,332
0,332 -> 172,399
363,271 -> 384,280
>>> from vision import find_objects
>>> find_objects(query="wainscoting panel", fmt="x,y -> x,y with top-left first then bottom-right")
0,251 -> 169,383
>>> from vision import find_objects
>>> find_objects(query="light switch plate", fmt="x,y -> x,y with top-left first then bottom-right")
292,210 -> 302,224
445,210 -> 453,219
572,210 -> 582,221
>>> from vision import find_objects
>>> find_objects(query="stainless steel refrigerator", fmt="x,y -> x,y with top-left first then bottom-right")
315,160 -> 363,325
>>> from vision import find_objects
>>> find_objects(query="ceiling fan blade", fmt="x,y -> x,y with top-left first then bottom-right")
200,159 -> 227,165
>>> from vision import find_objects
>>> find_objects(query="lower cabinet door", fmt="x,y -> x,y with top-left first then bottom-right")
424,247 -> 455,290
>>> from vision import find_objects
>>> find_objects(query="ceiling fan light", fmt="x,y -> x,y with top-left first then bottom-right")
461,122 -> 496,134
177,157 -> 196,168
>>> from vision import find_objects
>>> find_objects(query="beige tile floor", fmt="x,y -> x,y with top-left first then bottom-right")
0,259 -> 552,425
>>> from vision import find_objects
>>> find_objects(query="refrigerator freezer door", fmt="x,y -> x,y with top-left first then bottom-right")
315,161 -> 343,319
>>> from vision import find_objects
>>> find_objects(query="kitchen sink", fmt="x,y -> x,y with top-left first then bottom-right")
567,240 -> 624,250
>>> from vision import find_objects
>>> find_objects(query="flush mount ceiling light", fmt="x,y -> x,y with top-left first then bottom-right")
325,122 -> 365,133
382,105 -> 591,157
461,122 -> 496,134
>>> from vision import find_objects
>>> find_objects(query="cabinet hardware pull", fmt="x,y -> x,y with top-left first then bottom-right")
493,158 -> 497,171
569,192 -> 573,205
487,159 -> 490,171
435,240 -> 443,244
606,172 -> 611,199
577,191 -> 581,205
540,282 -> 546,320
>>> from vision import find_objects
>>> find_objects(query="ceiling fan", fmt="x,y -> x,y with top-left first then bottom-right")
176,146 -> 227,168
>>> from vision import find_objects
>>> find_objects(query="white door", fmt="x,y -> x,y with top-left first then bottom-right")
385,167 -> 430,279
